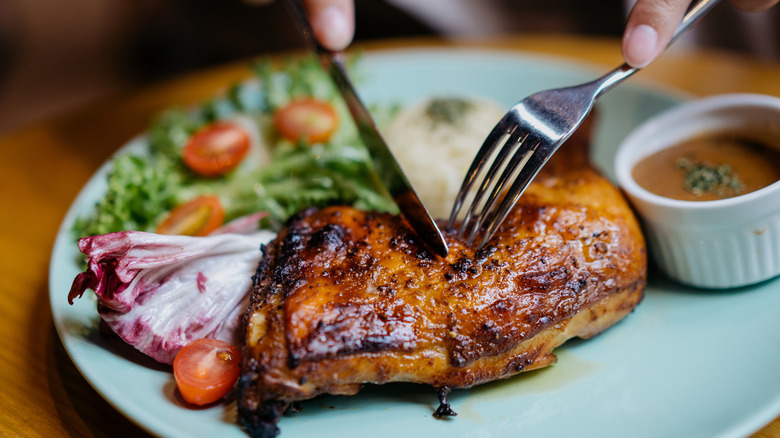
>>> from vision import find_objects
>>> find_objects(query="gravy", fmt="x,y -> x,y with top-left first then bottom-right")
632,133 -> 780,201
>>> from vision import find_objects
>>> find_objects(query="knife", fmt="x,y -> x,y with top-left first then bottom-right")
282,0 -> 449,257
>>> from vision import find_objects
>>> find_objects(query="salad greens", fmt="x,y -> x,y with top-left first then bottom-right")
72,154 -> 182,236
73,55 -> 398,238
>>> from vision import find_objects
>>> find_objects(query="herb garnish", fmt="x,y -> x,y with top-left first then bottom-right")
425,98 -> 473,126
677,158 -> 745,198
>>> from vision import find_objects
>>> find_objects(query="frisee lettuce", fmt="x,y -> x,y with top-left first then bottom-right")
72,154 -> 182,236
72,55 -> 397,238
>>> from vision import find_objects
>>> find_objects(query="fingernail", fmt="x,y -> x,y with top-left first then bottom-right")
624,24 -> 659,68
314,6 -> 352,51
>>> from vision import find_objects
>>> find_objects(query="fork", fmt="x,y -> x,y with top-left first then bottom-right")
447,0 -> 720,250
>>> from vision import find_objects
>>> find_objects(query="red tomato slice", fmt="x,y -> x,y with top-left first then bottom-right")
183,122 -> 250,177
273,98 -> 338,144
173,338 -> 242,406
156,195 -> 225,236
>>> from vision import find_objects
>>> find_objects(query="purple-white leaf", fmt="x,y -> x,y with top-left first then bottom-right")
69,230 -> 275,364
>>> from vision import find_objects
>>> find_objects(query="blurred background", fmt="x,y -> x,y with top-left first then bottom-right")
0,0 -> 777,134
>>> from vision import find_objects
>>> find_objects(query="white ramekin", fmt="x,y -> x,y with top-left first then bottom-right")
614,93 -> 780,289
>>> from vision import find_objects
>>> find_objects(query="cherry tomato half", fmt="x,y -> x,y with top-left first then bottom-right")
173,338 -> 242,406
156,195 -> 225,236
183,122 -> 250,177
273,98 -> 338,145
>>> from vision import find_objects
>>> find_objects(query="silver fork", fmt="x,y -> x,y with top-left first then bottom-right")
448,0 -> 720,250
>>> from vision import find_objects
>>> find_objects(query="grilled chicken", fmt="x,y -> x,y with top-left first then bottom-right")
237,117 -> 646,437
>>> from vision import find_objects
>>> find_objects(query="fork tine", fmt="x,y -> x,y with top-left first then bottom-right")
458,128 -> 530,243
475,137 -> 557,250
463,131 -> 540,245
446,113 -> 517,230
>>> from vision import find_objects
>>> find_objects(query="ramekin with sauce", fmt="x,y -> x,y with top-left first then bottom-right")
615,93 -> 780,289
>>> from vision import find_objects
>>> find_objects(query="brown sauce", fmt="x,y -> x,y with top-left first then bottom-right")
632,132 -> 780,201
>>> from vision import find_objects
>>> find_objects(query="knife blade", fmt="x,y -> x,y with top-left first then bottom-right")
282,0 -> 449,257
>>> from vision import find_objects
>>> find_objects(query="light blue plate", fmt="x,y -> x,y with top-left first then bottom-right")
50,48 -> 780,438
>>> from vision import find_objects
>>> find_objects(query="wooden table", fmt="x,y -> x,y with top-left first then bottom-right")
1,36 -> 778,437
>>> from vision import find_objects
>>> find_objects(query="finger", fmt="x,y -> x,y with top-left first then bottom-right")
622,0 -> 692,68
303,0 -> 355,51
731,0 -> 779,11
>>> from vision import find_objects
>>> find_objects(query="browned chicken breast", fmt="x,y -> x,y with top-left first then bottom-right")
237,118 -> 646,437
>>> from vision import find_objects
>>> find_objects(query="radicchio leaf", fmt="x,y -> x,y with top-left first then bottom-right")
68,230 -> 275,364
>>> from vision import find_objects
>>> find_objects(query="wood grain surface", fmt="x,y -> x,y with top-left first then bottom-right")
0,36 -> 778,438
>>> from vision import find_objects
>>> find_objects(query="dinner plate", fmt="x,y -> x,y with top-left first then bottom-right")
50,47 -> 780,438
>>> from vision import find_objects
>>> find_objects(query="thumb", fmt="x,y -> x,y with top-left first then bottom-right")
622,0 -> 691,68
303,0 -> 355,51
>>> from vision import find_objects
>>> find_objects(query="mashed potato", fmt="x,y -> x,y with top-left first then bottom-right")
385,96 -> 505,220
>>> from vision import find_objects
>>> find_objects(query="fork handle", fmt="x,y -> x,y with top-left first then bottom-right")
593,0 -> 721,97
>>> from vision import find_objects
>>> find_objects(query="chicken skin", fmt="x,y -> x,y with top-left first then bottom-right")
237,118 -> 646,437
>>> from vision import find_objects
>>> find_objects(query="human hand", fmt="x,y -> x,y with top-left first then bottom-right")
299,0 -> 354,51
622,0 -> 780,68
